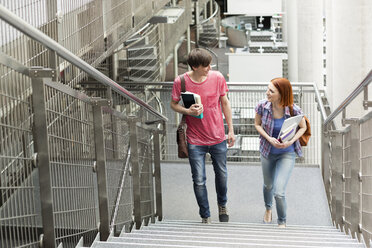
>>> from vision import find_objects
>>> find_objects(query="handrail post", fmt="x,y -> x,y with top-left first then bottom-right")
30,68 -> 57,248
153,129 -> 163,221
329,130 -> 344,228
322,125 -> 331,204
128,116 -> 142,229
349,119 -> 362,239
92,99 -> 111,241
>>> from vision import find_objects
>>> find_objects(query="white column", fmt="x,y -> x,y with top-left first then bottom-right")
297,0 -> 324,89
174,45 -> 178,78
326,0 -> 372,119
187,25 -> 191,71
281,0 -> 287,42
286,0 -> 298,81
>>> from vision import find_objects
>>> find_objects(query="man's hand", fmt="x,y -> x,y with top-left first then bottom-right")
188,104 -> 203,116
227,131 -> 235,147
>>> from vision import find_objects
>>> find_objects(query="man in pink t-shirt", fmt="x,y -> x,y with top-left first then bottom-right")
171,48 -> 235,223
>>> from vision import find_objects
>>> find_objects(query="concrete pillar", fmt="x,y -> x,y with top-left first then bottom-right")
187,25 -> 191,71
286,0 -> 298,81
281,0 -> 287,42
297,0 -> 324,89
174,45 -> 178,78
325,0 -> 372,119
209,0 -> 213,17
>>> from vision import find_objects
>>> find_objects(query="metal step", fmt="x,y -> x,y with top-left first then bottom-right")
138,225 -> 348,238
110,235 -> 361,247
118,65 -> 160,78
93,237 -> 364,248
127,46 -> 157,58
129,229 -> 355,243
160,220 -> 337,230
118,57 -> 157,67
143,222 -> 343,235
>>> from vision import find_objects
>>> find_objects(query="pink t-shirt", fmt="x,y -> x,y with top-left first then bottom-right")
172,70 -> 228,146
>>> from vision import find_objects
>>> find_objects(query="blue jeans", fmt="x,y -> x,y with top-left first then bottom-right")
188,140 -> 228,218
261,152 -> 295,224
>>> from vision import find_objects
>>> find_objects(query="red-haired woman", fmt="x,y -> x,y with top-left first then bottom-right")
254,78 -> 307,228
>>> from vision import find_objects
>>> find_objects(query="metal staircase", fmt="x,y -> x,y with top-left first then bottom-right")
89,220 -> 365,247
118,26 -> 161,83
199,21 -> 219,47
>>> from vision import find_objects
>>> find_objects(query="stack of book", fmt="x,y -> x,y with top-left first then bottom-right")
277,115 -> 303,143
181,91 -> 203,119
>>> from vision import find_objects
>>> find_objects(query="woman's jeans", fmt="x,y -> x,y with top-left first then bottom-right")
261,152 -> 295,224
188,140 -> 228,218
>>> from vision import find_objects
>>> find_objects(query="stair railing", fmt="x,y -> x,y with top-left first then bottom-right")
126,81 -> 327,166
322,69 -> 372,246
0,3 -> 167,248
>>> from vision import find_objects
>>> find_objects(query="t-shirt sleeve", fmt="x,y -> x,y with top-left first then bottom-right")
255,102 -> 263,116
218,72 -> 228,96
171,76 -> 181,102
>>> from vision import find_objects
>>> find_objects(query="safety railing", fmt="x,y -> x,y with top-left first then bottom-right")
131,81 -> 327,166
323,70 -> 372,247
0,3 -> 167,248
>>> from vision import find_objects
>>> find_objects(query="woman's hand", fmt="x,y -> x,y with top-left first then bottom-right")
188,104 -> 203,116
275,140 -> 294,149
268,137 -> 293,149
268,137 -> 281,148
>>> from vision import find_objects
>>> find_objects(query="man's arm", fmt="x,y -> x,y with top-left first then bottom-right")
220,94 -> 235,147
170,99 -> 203,116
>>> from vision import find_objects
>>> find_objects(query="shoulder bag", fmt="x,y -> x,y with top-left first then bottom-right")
290,105 -> 311,146
176,74 -> 188,158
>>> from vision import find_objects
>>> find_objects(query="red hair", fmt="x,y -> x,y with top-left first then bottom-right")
271,78 -> 293,107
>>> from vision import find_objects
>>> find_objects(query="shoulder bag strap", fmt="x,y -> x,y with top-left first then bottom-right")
180,74 -> 186,92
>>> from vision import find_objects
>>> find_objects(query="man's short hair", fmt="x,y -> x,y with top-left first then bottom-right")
187,48 -> 212,70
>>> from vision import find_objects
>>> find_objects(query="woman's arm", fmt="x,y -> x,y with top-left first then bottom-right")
254,113 -> 281,148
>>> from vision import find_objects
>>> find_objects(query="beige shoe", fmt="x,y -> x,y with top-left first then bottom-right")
263,210 -> 272,223
201,217 -> 211,224
278,224 -> 286,228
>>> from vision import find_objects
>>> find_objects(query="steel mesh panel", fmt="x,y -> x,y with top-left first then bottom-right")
57,0 -> 105,88
0,65 -> 40,248
360,117 -> 372,241
0,1 -> 57,68
44,85 -> 98,247
137,126 -> 154,219
343,129 -> 352,228
102,112 -> 133,228
103,0 -> 132,48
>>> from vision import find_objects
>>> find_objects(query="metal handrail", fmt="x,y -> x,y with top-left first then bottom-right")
0,4 -> 168,122
324,69 -> 372,126
128,81 -> 328,121
198,1 -> 219,26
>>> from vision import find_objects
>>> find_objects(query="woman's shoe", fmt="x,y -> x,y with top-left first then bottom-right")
278,224 -> 286,228
263,210 -> 272,223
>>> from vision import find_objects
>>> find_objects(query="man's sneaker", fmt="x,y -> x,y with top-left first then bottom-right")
201,217 -> 211,224
218,205 -> 229,222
